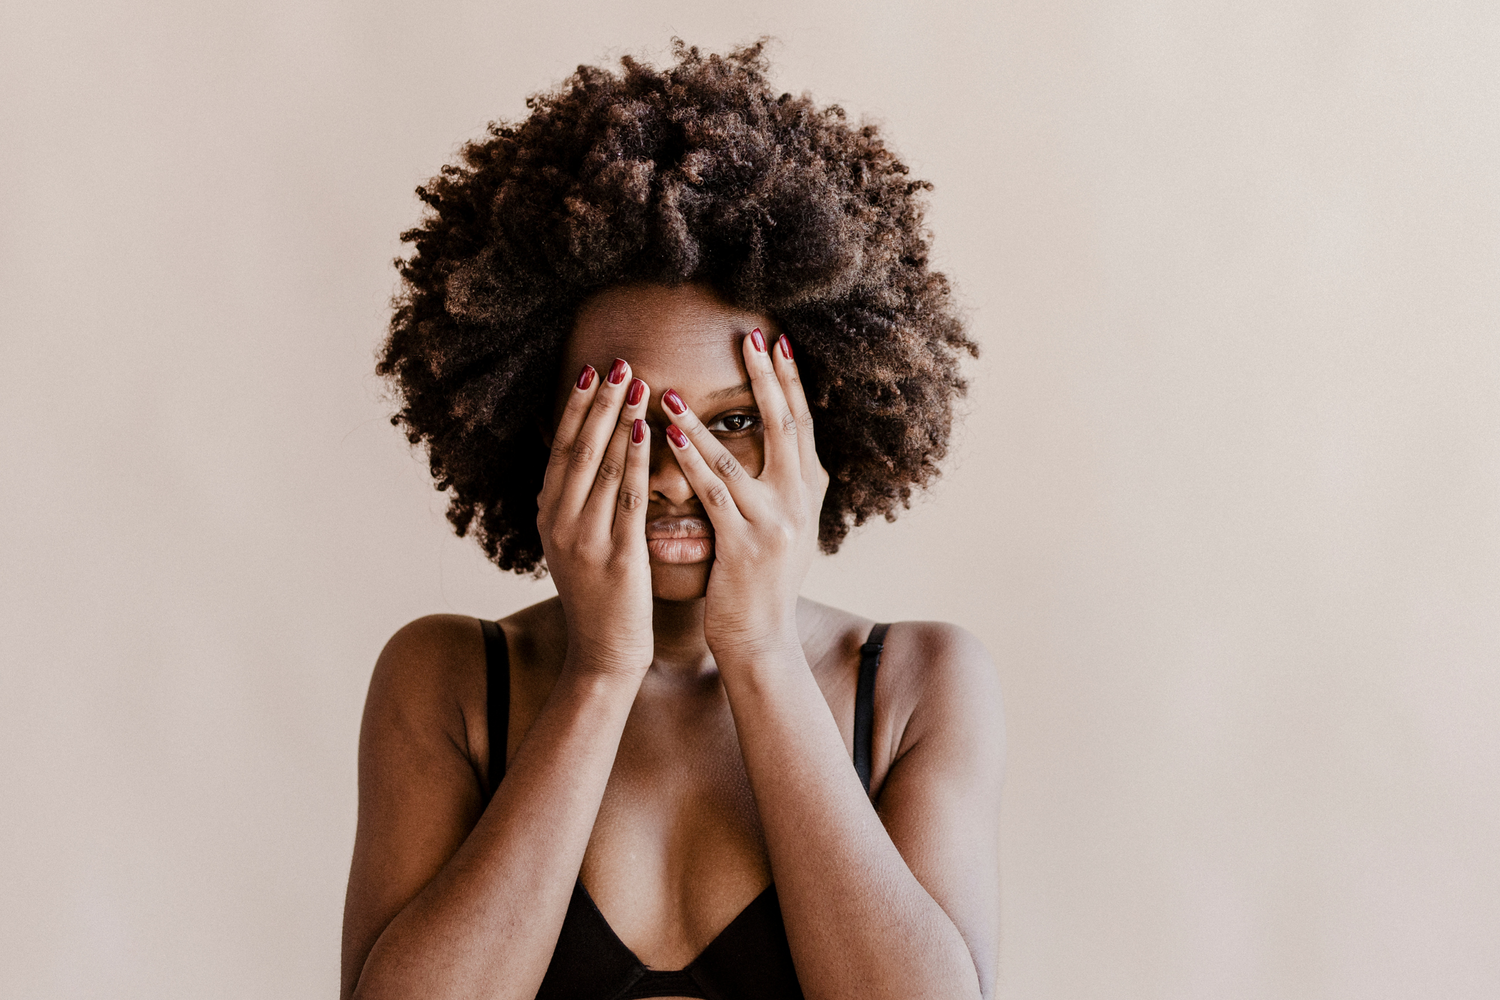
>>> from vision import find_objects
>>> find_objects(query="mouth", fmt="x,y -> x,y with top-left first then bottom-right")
645,515 -> 714,564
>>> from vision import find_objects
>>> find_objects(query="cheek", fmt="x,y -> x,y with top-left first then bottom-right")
725,435 -> 765,476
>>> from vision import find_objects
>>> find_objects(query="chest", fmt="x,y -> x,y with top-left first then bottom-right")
580,685 -> 772,969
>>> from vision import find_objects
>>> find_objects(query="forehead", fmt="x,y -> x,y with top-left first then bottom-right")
565,284 -> 774,386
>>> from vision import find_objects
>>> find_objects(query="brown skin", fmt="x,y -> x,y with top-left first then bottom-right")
341,284 -> 1005,1000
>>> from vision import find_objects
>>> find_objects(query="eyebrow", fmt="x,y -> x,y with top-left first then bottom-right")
704,381 -> 754,404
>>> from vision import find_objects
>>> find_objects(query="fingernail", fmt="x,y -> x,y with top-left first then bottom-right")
750,328 -> 766,353
627,378 -> 645,406
663,389 -> 686,415
632,418 -> 645,444
576,365 -> 596,390
607,358 -> 628,385
778,335 -> 793,360
666,424 -> 687,448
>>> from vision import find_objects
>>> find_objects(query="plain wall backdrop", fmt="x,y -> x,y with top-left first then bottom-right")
3,1 -> 1497,997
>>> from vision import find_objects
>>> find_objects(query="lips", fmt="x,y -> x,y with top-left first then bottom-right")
645,515 -> 713,564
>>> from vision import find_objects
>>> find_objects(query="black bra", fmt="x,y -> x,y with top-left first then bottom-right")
481,620 -> 890,1000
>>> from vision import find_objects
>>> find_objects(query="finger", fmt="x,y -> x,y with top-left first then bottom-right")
558,358 -> 633,515
582,376 -> 649,529
539,363 -> 600,511
612,415 -> 650,546
772,334 -> 823,484
661,387 -> 764,517
741,327 -> 798,479
662,416 -> 745,529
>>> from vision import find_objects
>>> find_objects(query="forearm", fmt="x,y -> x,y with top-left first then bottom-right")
720,646 -> 983,1000
353,663 -> 638,1000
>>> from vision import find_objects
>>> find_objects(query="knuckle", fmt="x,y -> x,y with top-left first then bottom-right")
617,487 -> 643,512
568,438 -> 595,468
713,452 -> 741,481
596,456 -> 624,482
704,483 -> 732,509
572,535 -> 601,563
780,412 -> 800,437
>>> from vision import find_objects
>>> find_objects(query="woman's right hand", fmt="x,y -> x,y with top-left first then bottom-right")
537,359 -> 654,679
346,359 -> 654,1000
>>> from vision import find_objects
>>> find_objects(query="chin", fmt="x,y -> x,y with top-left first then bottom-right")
649,560 -> 711,602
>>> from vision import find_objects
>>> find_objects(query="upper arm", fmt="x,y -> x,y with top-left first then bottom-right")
874,623 -> 1005,997
340,615 -> 488,1000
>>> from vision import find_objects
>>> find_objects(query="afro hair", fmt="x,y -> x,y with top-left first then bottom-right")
378,40 -> 977,573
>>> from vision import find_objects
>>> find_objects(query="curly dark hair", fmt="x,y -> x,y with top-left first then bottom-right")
378,40 -> 977,574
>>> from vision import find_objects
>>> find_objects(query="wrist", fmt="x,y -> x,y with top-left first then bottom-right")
708,630 -> 806,677
542,655 -> 646,733
560,648 -> 652,689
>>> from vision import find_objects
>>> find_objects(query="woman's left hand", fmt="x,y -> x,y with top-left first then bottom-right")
660,329 -> 829,663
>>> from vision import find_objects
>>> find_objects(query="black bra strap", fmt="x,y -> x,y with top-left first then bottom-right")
853,623 -> 889,795
482,619 -> 510,796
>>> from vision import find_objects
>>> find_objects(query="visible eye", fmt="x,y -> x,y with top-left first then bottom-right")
705,412 -> 761,435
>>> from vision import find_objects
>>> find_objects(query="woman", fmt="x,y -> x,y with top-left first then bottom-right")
342,41 -> 1004,1000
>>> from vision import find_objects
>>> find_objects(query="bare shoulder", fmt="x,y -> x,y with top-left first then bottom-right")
798,600 -> 1003,789
362,614 -> 488,766
344,615 -> 492,999
881,622 -> 1001,708
880,621 -> 1004,761
374,613 -> 486,675
368,614 -> 485,710
865,621 -> 1004,996
798,599 -> 1002,726
363,601 -> 568,777
369,598 -> 565,707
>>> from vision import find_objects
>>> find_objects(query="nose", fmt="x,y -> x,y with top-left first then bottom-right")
648,430 -> 696,507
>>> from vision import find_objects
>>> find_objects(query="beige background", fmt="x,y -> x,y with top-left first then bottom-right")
3,1 -> 1497,997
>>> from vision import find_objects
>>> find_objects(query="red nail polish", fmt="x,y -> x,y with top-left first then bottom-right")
750,328 -> 766,353
576,365 -> 595,390
666,424 -> 687,448
607,358 -> 628,385
663,389 -> 686,415
627,378 -> 645,406
778,335 -> 793,360
632,418 -> 645,444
